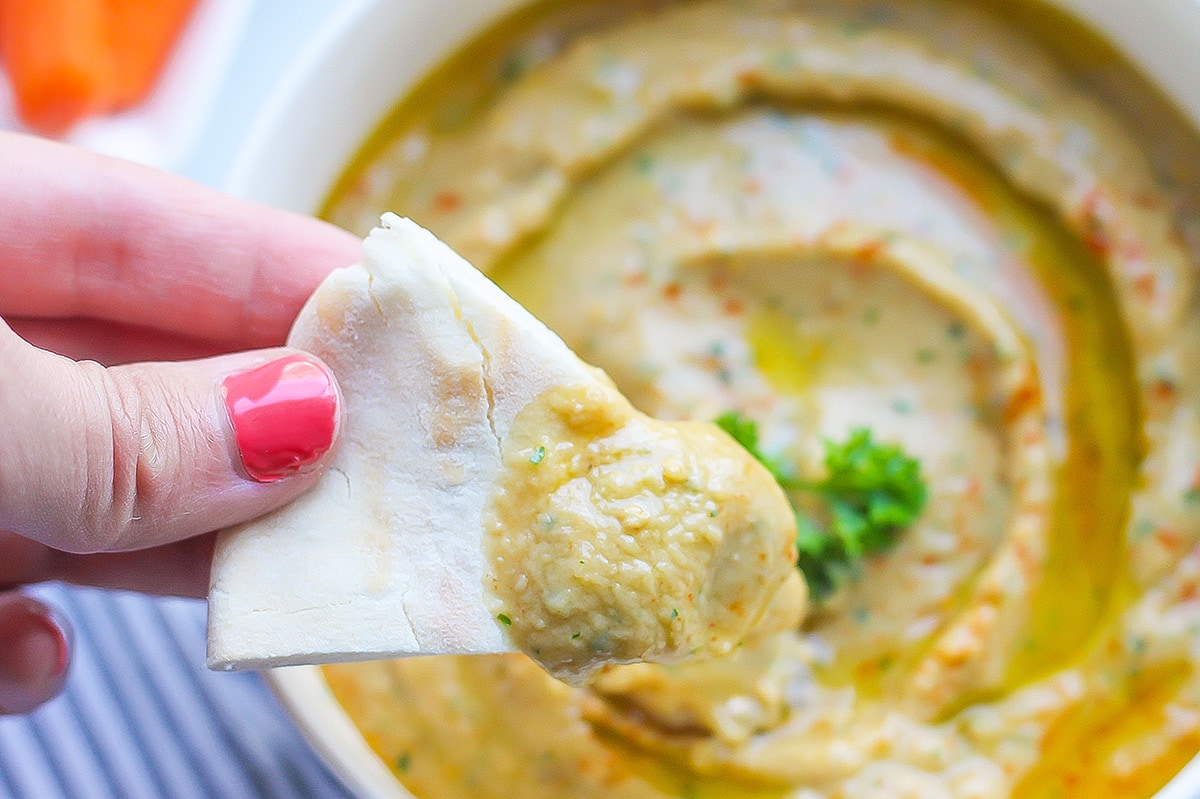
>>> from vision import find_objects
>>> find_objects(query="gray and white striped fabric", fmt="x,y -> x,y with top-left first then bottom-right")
0,584 -> 356,799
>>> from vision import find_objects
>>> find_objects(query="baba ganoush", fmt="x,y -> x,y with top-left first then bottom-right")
321,0 -> 1200,796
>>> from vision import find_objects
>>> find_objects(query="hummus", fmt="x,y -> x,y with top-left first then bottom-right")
489,382 -> 806,679
322,0 -> 1200,796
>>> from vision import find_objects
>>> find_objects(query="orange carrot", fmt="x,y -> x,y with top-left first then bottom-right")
0,0 -> 198,135
0,0 -> 116,135
105,0 -> 199,109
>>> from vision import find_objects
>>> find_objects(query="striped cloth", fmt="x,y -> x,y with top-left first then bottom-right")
0,584 -> 356,799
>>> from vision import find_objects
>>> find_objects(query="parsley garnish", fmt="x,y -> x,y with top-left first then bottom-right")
496,613 -> 512,626
529,446 -> 546,464
715,412 -> 927,601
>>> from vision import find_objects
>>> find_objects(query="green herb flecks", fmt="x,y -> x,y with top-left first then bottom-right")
715,411 -> 927,601
497,613 -> 512,626
529,445 -> 546,464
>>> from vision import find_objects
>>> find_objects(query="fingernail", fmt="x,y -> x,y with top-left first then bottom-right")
222,354 -> 339,483
0,596 -> 71,715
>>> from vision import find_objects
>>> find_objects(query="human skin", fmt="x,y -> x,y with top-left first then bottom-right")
0,131 -> 361,713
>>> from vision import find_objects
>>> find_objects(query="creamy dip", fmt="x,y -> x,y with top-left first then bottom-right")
321,0 -> 1200,796
488,382 -> 806,679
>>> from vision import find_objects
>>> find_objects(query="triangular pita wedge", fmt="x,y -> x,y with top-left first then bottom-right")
207,214 -> 609,669
208,215 -> 806,672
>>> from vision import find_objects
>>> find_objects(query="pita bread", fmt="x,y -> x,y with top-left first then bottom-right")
209,215 -> 807,673
207,214 -> 611,670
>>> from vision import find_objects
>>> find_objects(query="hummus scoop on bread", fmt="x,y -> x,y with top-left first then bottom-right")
206,214 -> 806,678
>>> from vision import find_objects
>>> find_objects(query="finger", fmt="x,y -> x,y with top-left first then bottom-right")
1,531 -> 214,598
0,592 -> 71,715
8,317 -> 242,365
0,131 -> 360,345
0,321 -> 342,554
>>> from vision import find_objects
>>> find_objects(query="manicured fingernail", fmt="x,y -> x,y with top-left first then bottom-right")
0,596 -> 71,715
222,354 -> 339,483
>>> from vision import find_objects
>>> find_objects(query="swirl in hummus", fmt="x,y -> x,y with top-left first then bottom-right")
321,0 -> 1200,796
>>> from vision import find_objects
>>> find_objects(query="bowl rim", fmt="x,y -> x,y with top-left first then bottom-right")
226,1 -> 1200,797
267,665 -> 412,799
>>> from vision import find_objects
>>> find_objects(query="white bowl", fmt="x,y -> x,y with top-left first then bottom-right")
225,1 -> 1200,798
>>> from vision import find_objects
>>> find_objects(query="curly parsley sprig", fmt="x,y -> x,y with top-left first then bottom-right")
714,412 -> 927,601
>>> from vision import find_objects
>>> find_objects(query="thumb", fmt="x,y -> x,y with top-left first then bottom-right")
0,321 -> 341,554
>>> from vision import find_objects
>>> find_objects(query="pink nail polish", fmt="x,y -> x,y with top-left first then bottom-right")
222,354 -> 339,483
0,596 -> 71,715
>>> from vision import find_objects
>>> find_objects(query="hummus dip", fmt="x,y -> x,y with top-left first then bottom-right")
490,381 -> 807,680
321,0 -> 1200,796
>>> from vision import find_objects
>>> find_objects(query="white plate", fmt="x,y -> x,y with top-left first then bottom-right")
224,1 -> 1200,797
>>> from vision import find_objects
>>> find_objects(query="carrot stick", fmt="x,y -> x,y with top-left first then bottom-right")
0,0 -> 116,135
105,0 -> 199,108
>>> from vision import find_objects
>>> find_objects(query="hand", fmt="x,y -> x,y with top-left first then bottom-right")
0,132 -> 361,714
